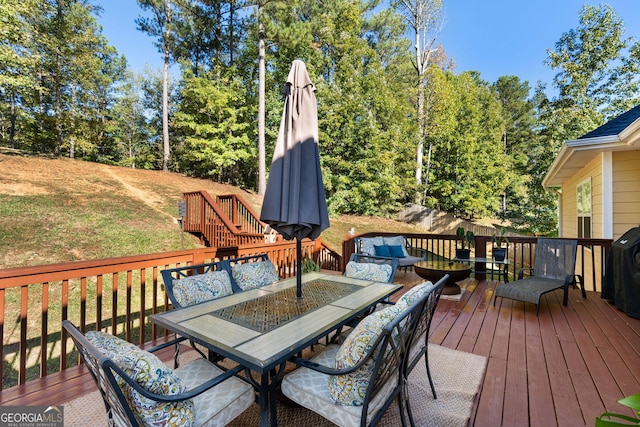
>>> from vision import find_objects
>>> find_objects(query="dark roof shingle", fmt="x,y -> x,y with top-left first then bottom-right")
578,105 -> 640,139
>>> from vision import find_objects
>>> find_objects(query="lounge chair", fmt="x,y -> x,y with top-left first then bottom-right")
494,238 -> 585,315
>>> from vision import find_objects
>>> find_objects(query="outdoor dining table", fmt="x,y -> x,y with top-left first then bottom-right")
150,271 -> 402,427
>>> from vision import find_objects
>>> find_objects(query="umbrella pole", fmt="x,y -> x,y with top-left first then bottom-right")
296,239 -> 303,298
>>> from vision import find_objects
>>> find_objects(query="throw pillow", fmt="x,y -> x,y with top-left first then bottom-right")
395,281 -> 434,310
374,244 -> 391,257
382,236 -> 409,257
86,331 -> 195,426
387,245 -> 406,258
172,270 -> 233,307
328,305 -> 402,406
344,261 -> 393,282
358,237 -> 384,256
231,260 -> 280,290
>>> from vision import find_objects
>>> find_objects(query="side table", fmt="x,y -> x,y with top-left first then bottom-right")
413,260 -> 472,295
453,257 -> 510,283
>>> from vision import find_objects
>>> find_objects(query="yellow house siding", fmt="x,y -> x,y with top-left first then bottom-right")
560,156 -> 604,292
560,155 -> 603,238
612,150 -> 640,239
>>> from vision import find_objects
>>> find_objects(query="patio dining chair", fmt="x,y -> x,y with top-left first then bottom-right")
280,278 -> 435,427
62,320 -> 254,427
344,253 -> 400,283
340,253 -> 400,331
494,238 -> 586,315
396,278 -> 446,426
161,261 -> 235,362
161,260 -> 232,309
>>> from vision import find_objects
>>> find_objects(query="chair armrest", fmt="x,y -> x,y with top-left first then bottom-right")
407,246 -> 427,259
147,336 -> 188,353
517,267 -> 533,280
107,361 -> 246,402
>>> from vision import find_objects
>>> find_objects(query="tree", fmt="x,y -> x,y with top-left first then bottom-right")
17,0 -> 125,157
426,71 -> 507,219
0,0 -> 40,148
173,68 -> 253,184
108,72 -> 152,168
493,76 -> 535,215
392,0 -> 444,202
137,0 -> 184,171
139,66 -> 178,169
545,4 -> 640,121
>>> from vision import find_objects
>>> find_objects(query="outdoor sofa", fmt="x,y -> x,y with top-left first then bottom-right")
354,235 -> 426,271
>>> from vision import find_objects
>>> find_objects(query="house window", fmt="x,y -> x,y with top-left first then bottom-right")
577,179 -> 591,238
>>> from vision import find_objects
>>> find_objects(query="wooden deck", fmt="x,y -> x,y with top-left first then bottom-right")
2,271 -> 639,427
392,270 -> 640,427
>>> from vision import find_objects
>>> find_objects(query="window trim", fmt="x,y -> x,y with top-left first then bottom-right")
577,178 -> 592,239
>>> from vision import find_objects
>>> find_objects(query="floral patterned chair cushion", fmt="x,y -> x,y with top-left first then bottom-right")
231,260 -> 280,290
344,261 -> 393,283
327,305 -> 402,406
172,270 -> 233,307
358,237 -> 385,256
395,281 -> 434,311
86,331 -> 195,426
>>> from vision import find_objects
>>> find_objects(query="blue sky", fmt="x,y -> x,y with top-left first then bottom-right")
98,1 -> 640,93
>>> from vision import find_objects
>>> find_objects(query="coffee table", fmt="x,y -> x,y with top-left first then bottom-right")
413,260 -> 472,295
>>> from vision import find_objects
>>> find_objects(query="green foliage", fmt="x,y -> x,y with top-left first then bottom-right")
596,394 -> 640,426
492,227 -> 508,248
425,71 -> 508,219
173,68 -> 254,186
301,256 -> 320,273
3,0 -> 639,231
545,4 -> 640,116
455,227 -> 474,250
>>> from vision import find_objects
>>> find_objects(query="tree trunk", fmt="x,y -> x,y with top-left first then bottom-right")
9,90 -> 16,149
414,29 -> 425,203
257,4 -> 266,195
162,0 -> 172,172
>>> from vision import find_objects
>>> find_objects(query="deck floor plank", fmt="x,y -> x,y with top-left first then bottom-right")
502,301 -> 529,427
3,271 -> 640,427
523,304 -> 557,427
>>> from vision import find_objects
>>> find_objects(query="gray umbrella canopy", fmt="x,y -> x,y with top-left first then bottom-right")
260,60 -> 329,296
260,60 -> 329,241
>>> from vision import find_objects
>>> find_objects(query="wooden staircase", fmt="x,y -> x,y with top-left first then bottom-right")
181,191 -> 267,247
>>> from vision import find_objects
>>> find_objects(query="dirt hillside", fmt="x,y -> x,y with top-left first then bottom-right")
0,152 -> 427,269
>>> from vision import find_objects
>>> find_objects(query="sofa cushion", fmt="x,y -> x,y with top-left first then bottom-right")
382,236 -> 409,257
231,260 -> 279,290
172,270 -> 233,307
345,261 -> 393,282
387,245 -> 405,258
86,331 -> 195,426
328,305 -> 402,405
358,237 -> 384,256
373,245 -> 391,257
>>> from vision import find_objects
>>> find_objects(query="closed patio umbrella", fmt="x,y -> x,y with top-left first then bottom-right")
260,60 -> 330,298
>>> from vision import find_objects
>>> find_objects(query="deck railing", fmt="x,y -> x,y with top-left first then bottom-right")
342,233 -> 612,291
182,191 -> 265,247
216,193 -> 265,235
0,233 -> 611,393
0,239 -> 334,390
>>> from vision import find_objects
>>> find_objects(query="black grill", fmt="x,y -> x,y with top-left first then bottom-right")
602,227 -> 640,319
